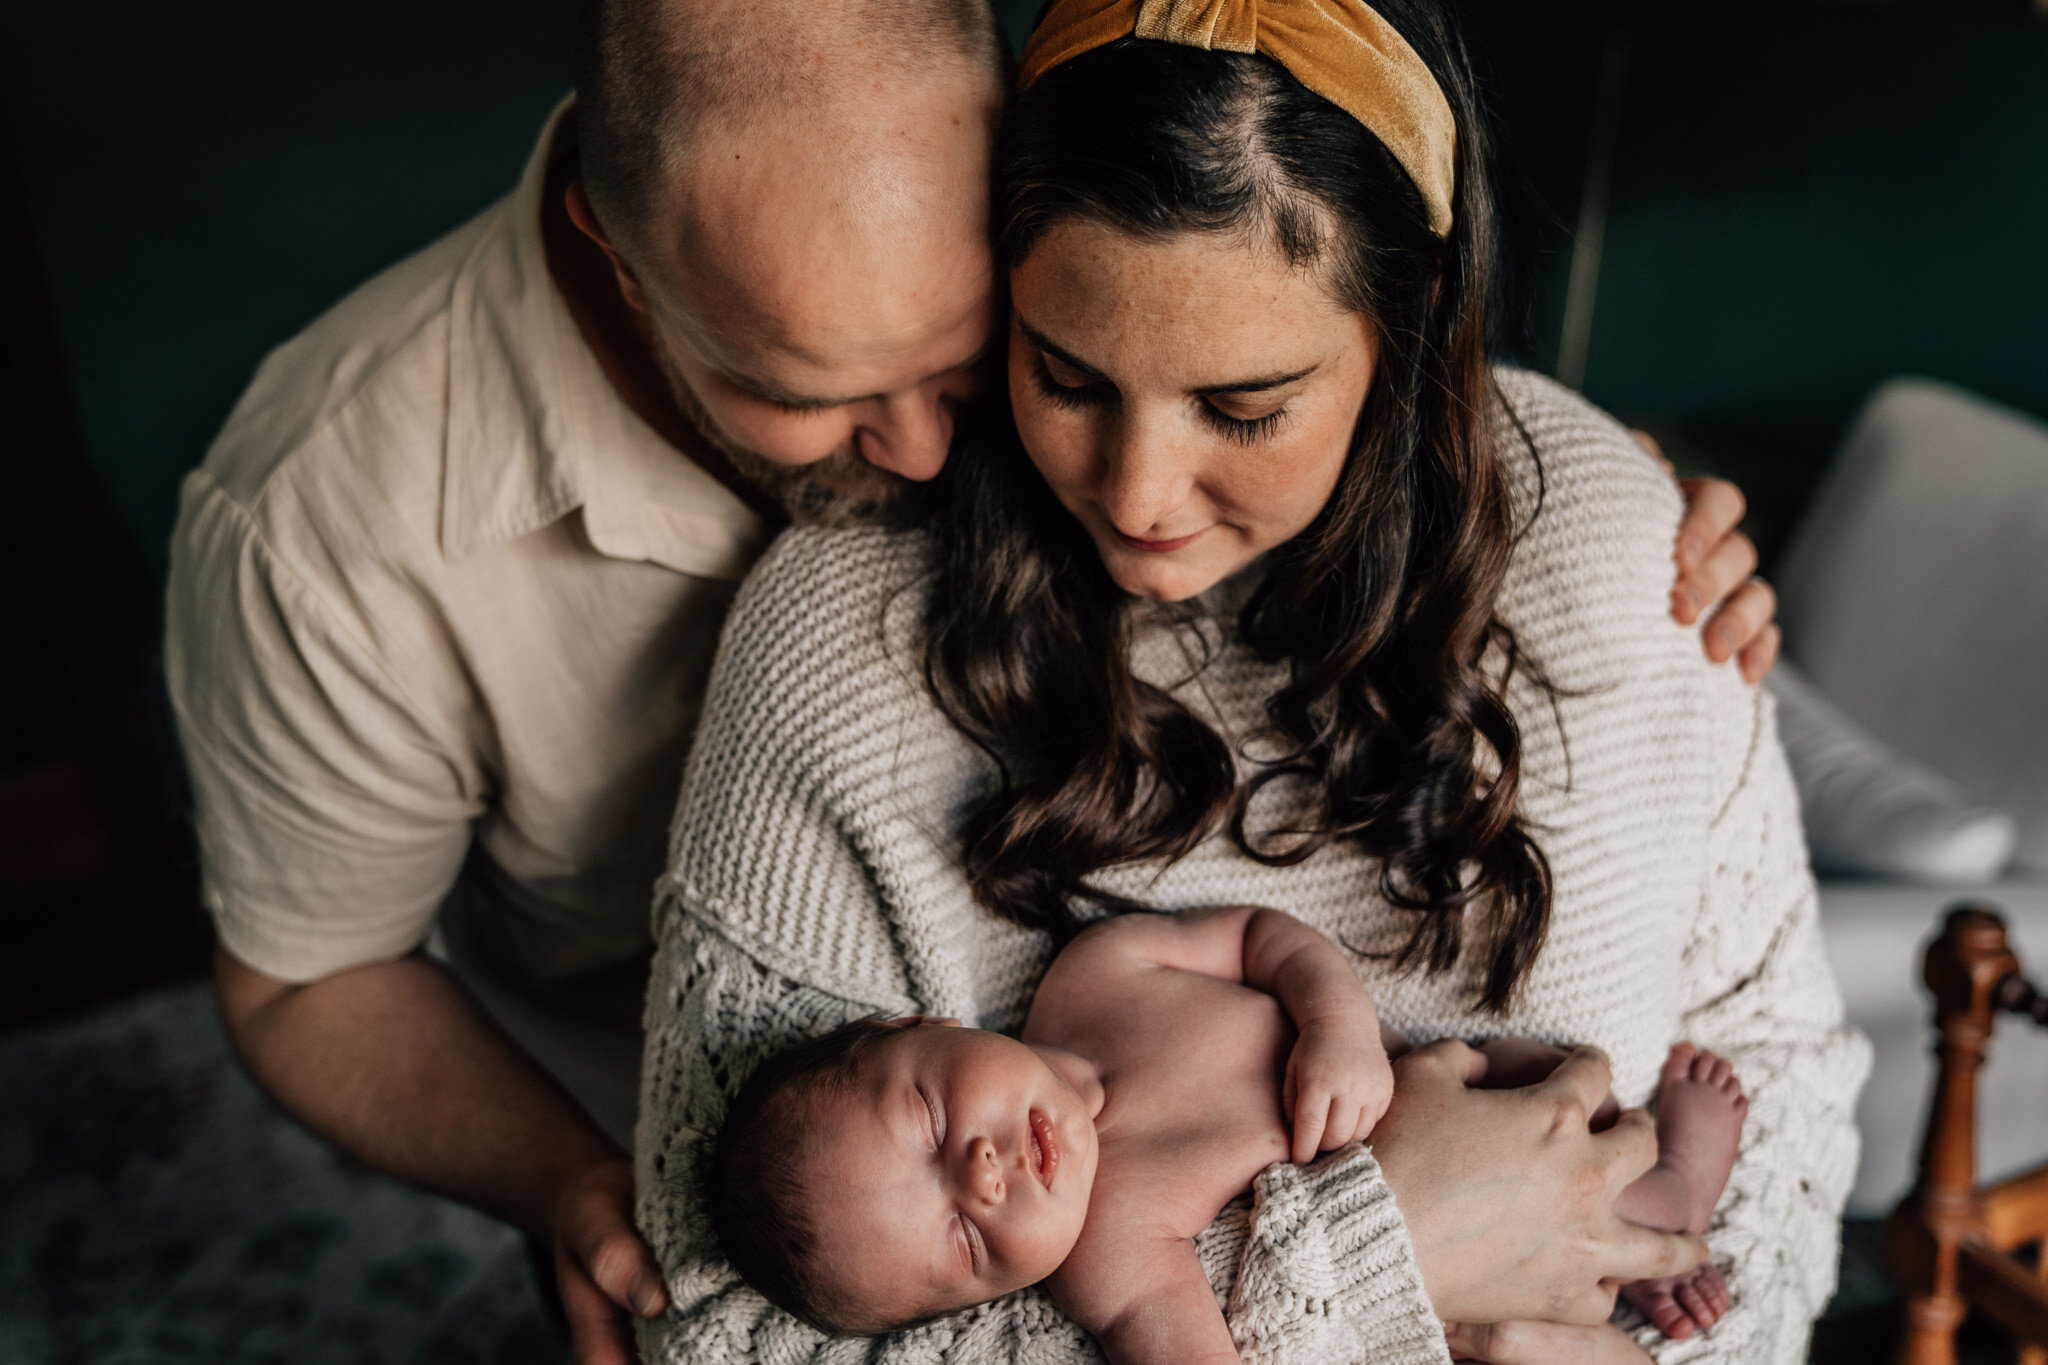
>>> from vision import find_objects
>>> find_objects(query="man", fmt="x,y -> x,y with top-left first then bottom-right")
165,2 -> 1779,1362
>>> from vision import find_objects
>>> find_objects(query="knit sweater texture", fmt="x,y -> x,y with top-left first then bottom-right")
635,368 -> 1870,1365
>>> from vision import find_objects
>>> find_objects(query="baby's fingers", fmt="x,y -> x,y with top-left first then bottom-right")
1291,1088 -> 1330,1164
1322,1096 -> 1364,1152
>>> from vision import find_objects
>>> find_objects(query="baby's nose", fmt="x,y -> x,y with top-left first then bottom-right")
965,1137 -> 1005,1204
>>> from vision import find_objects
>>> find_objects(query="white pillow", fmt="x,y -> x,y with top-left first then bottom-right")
1768,660 -> 2014,882
1775,378 -> 2048,871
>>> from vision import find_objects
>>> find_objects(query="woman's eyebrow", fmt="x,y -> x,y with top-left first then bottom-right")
1193,363 -> 1320,397
1019,318 -> 1318,395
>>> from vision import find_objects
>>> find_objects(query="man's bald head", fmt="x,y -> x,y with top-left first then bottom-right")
577,0 -> 1006,261
567,0 -> 1007,510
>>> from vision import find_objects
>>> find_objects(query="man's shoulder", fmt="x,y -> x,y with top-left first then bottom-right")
196,199 -> 509,522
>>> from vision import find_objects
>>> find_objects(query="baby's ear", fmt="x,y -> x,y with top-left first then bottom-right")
879,1014 -> 963,1030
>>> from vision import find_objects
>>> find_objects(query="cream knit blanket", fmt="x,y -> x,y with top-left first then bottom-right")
635,369 -> 1870,1365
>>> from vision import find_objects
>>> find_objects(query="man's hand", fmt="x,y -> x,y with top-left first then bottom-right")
1371,1041 -> 1707,1326
1444,1320 -> 1654,1364
1283,1016 -> 1395,1163
213,948 -> 665,1365
1633,429 -> 1781,683
553,1158 -> 669,1365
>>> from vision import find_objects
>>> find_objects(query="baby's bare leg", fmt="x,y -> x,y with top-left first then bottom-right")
1615,1044 -> 1747,1341
1467,1037 -> 1745,1341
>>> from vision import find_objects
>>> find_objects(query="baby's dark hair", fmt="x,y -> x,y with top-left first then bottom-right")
706,1016 -> 905,1334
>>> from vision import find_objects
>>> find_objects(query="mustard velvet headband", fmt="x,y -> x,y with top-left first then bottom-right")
1017,0 -> 1458,238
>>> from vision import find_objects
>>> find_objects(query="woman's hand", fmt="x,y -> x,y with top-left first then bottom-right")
1444,1320 -> 1654,1364
1635,430 -> 1781,683
1371,1041 -> 1707,1326
1283,1015 -> 1396,1163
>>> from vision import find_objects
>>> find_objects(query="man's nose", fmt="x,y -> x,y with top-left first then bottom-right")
961,1136 -> 1005,1206
854,387 -> 955,482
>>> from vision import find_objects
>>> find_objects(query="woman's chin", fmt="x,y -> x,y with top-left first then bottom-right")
1097,543 -> 1235,602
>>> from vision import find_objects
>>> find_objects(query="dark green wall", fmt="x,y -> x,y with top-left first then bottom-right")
5,0 -> 2045,611
1575,3 -> 2048,460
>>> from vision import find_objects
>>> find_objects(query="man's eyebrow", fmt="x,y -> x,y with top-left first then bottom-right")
721,370 -> 853,411
723,341 -> 995,412
1019,319 -> 1318,394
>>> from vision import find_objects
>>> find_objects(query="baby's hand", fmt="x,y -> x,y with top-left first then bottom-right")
1283,1016 -> 1396,1164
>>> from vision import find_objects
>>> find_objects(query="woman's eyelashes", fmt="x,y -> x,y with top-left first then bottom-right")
1030,352 -> 1287,445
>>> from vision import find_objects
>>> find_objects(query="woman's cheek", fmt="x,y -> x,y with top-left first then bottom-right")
1012,393 -> 1092,499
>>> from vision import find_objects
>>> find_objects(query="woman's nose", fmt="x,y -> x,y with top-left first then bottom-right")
1098,417 -> 1192,536
961,1136 -> 1005,1206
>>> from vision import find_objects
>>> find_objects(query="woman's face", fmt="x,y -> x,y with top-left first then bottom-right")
1008,220 -> 1378,602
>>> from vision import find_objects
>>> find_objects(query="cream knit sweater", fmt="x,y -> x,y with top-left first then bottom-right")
635,369 -> 1870,1365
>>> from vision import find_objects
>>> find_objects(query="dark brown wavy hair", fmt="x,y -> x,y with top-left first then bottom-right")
923,2 -> 1551,1012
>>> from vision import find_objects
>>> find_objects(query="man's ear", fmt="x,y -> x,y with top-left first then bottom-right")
565,178 -> 650,314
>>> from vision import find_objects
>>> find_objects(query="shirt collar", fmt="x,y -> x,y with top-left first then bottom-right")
440,97 -> 772,580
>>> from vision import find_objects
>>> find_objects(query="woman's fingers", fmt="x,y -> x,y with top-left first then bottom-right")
1672,475 -> 1747,577
1445,1319 -> 1654,1364
1701,575 -> 1776,665
1534,1045 -> 1616,1125
1405,1035 -> 1489,1085
1738,622 -> 1782,685
1673,521 -> 1759,628
1598,1219 -> 1709,1286
1594,1106 -> 1661,1194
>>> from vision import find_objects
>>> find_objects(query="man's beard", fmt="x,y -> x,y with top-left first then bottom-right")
656,347 -> 925,529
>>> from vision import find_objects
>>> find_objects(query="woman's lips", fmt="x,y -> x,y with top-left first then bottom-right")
1114,527 -> 1206,554
1029,1109 -> 1060,1191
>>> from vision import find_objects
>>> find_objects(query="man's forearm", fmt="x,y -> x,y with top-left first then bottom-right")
215,946 -> 620,1235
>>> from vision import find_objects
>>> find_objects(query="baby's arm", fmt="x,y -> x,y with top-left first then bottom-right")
1051,1232 -> 1240,1365
1072,906 -> 1395,1160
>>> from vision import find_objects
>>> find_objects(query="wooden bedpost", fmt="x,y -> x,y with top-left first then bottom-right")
1887,907 -> 2019,1365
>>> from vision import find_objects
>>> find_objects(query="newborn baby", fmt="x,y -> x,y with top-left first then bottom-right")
707,906 -> 1745,1360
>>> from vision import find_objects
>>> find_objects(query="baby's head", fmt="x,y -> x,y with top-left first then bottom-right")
708,1015 -> 1099,1334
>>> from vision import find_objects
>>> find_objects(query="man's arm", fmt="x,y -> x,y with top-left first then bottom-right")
170,478 -> 665,1364
215,948 -> 668,1363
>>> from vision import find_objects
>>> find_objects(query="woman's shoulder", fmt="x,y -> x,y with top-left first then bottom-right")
1486,366 -> 1688,684
709,523 -> 934,691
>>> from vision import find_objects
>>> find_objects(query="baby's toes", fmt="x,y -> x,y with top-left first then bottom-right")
1675,1271 -> 1724,1332
1622,1277 -> 1695,1340
1701,1263 -> 1731,1315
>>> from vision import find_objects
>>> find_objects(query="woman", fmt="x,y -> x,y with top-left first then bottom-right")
636,1 -> 1867,1361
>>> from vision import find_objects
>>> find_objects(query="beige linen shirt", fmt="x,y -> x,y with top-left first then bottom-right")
166,102 -> 772,1145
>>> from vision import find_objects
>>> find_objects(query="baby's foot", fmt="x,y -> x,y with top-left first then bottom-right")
1652,1042 -> 1747,1234
1622,1262 -> 1731,1339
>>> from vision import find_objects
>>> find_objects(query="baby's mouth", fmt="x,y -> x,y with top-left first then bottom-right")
1029,1109 -> 1059,1191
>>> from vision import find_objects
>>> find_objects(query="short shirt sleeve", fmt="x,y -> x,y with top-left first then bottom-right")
166,470 -> 484,981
